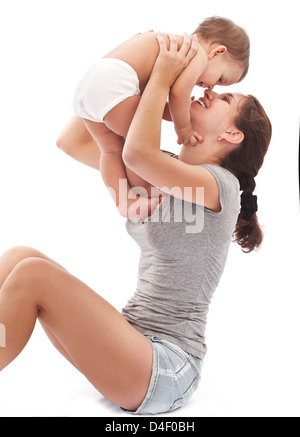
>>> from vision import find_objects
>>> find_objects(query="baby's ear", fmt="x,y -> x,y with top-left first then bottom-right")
208,45 -> 227,59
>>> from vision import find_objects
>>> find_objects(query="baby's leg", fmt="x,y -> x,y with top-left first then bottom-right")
83,115 -> 150,191
83,119 -> 120,152
83,93 -> 141,149
56,115 -> 100,170
103,95 -> 141,138
104,95 -> 158,192
99,146 -> 160,219
83,96 -> 158,216
82,122 -> 129,207
80,123 -> 137,212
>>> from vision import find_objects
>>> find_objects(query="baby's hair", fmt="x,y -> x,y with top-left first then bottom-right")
194,16 -> 250,82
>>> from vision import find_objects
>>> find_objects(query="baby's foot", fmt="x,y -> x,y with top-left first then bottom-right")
118,196 -> 161,220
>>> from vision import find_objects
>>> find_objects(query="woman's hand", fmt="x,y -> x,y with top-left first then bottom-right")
123,33 -> 199,167
152,33 -> 199,88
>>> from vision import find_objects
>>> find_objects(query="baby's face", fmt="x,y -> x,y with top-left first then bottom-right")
196,56 -> 244,90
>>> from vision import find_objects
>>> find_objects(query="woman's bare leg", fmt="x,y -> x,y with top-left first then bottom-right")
0,246 -> 77,366
0,252 -> 152,410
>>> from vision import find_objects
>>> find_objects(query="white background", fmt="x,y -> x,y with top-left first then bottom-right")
0,0 -> 299,417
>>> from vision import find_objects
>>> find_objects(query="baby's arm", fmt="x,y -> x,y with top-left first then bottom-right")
169,45 -> 207,145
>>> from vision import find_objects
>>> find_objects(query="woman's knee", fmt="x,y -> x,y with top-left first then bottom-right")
0,246 -> 66,275
3,258 -> 51,296
0,245 -> 41,265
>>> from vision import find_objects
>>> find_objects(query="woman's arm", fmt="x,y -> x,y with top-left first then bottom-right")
123,34 -> 220,211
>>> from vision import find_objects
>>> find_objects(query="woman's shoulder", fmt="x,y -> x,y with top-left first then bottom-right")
199,164 -> 240,214
200,164 -> 238,184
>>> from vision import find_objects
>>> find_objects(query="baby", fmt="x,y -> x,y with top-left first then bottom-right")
72,17 -> 250,219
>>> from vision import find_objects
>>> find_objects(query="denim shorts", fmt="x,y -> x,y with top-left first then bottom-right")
124,336 -> 203,415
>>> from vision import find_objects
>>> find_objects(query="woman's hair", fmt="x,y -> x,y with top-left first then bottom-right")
194,16 -> 250,82
223,95 -> 272,253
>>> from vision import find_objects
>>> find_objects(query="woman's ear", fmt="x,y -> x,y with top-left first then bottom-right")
208,44 -> 227,59
223,130 -> 244,145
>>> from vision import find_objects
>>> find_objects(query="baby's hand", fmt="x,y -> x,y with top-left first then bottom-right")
175,124 -> 203,146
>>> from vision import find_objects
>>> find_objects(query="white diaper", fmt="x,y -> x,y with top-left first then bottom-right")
72,58 -> 140,123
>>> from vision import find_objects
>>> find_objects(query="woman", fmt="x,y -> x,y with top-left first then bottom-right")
0,35 -> 271,414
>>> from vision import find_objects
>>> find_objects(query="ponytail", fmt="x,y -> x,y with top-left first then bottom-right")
234,190 -> 261,252
223,95 -> 272,252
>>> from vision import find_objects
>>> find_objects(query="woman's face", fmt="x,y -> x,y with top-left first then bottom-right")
178,90 -> 245,165
190,90 -> 244,138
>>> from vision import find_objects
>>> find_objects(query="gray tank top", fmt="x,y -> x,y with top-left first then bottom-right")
122,160 -> 240,358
